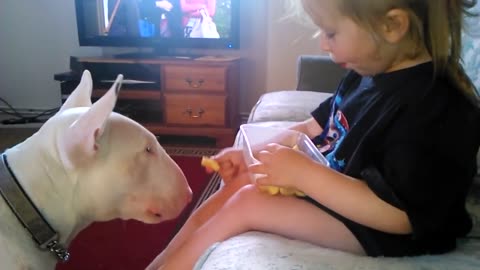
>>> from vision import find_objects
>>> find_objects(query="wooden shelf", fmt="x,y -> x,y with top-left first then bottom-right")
56,56 -> 241,147
92,89 -> 161,100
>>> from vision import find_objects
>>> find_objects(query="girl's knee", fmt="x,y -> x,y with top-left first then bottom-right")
236,184 -> 263,202
219,185 -> 264,229
224,184 -> 262,211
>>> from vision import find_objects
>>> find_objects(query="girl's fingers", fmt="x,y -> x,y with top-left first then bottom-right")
248,162 -> 265,174
214,149 -> 238,162
255,150 -> 273,163
219,160 -> 233,170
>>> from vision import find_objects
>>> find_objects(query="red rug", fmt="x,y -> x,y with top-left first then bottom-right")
55,147 -> 220,270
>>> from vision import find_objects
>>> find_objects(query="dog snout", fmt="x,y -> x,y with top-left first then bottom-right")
186,186 -> 193,203
158,154 -> 193,220
177,170 -> 192,205
164,188 -> 191,221
169,166 -> 192,215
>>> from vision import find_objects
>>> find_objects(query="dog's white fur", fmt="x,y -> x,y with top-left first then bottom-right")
0,71 -> 192,269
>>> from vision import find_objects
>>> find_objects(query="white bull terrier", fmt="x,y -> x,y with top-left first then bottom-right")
0,70 -> 192,270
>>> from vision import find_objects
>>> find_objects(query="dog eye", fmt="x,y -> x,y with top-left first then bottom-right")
145,146 -> 153,153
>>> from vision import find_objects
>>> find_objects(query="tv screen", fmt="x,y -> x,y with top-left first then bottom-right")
74,0 -> 239,54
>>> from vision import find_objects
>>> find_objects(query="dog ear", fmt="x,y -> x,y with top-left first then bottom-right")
58,74 -> 123,168
59,70 -> 93,112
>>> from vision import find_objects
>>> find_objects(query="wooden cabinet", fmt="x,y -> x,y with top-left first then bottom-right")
162,65 -> 227,92
55,56 -> 241,147
163,94 -> 226,126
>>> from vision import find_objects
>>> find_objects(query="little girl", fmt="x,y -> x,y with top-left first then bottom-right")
181,0 -> 216,37
147,0 -> 480,269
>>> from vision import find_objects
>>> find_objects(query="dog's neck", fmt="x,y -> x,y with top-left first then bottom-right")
4,133 -> 93,247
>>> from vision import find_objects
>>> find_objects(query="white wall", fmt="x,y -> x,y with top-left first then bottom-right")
265,0 -> 324,92
0,0 -> 320,114
0,0 -> 101,110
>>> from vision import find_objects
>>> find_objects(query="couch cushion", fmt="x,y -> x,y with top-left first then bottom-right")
466,183 -> 480,237
462,3 -> 480,94
248,90 -> 332,123
462,34 -> 480,94
195,232 -> 480,270
296,55 -> 347,92
462,5 -> 480,176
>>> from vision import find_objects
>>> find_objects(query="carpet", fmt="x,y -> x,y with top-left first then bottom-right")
0,127 -> 39,152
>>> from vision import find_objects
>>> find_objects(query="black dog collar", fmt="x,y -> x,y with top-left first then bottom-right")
0,153 -> 70,262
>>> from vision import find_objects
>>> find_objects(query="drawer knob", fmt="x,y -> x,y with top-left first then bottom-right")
185,108 -> 205,118
185,78 -> 205,88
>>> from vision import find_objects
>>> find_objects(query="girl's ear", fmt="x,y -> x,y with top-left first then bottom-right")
381,9 -> 410,44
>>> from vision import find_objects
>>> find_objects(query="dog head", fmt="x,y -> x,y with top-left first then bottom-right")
34,70 -> 192,225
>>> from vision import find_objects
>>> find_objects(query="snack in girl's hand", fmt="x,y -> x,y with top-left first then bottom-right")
294,190 -> 306,197
201,156 -> 220,172
281,187 -> 306,197
258,185 -> 280,195
256,144 -> 306,197
200,156 -> 306,196
258,185 -> 306,197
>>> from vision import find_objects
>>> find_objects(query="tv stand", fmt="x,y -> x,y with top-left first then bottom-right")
55,56 -> 241,147
111,46 -> 206,60
113,52 -> 162,59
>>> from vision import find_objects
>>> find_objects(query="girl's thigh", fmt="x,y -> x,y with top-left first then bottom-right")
226,185 -> 365,255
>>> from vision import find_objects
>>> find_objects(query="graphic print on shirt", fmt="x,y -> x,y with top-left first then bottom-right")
318,94 -> 350,171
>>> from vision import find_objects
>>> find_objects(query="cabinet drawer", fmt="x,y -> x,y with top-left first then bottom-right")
164,94 -> 226,126
163,65 -> 226,92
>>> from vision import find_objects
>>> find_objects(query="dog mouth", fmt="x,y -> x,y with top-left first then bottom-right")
149,211 -> 162,218
144,204 -> 184,223
146,209 -> 163,221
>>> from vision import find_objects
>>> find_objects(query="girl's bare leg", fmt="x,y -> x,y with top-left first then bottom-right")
145,172 -> 251,270
158,185 -> 365,270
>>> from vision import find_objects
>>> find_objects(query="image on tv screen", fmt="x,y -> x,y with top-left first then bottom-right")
81,0 -> 233,39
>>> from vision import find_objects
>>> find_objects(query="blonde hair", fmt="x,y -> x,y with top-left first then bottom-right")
288,0 -> 479,104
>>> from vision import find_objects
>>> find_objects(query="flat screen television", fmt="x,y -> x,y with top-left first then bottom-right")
74,0 -> 240,57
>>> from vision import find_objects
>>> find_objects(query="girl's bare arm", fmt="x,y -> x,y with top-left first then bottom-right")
297,162 -> 412,234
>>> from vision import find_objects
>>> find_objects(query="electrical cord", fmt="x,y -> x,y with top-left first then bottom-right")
0,97 -> 24,118
0,97 -> 59,125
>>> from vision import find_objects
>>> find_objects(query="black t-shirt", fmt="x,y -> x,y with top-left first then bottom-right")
311,62 -> 480,253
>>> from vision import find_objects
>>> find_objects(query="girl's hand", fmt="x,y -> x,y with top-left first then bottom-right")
210,148 -> 247,185
249,143 -> 314,189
